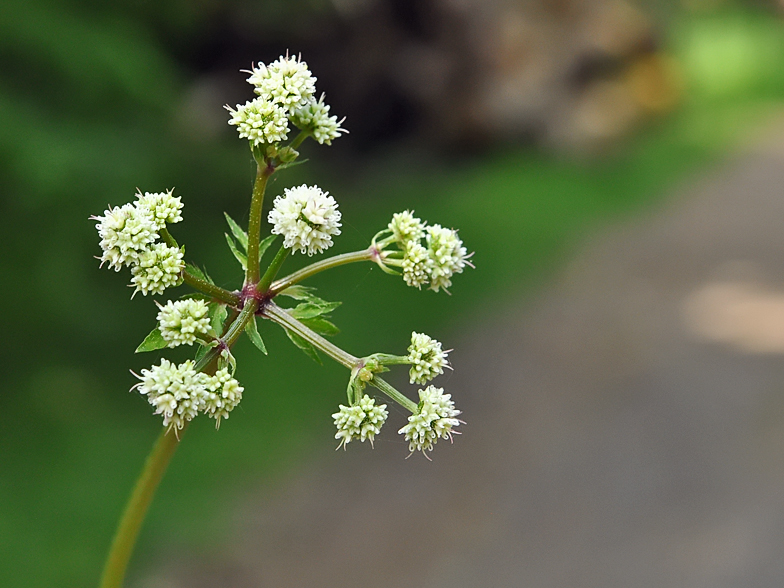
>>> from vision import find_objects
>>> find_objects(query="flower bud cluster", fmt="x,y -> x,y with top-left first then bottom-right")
268,184 -> 342,255
228,55 -> 344,149
407,332 -> 449,385
384,211 -> 472,293
398,386 -> 462,456
157,299 -> 212,347
332,394 -> 389,449
92,190 -> 184,296
133,360 -> 243,431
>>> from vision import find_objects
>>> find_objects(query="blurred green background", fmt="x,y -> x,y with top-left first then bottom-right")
2,0 -> 784,586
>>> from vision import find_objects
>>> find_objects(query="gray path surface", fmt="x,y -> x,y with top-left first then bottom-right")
144,132 -> 784,587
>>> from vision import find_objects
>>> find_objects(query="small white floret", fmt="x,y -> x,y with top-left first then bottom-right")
92,203 -> 158,271
268,184 -> 342,255
202,368 -> 244,427
291,94 -> 346,145
398,386 -> 461,457
388,210 -> 425,245
130,243 -> 184,296
135,190 -> 183,230
133,359 -> 208,432
402,241 -> 433,289
426,225 -> 469,293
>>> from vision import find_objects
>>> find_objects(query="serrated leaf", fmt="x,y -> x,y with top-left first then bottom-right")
209,303 -> 228,335
224,212 -> 248,251
299,316 -> 340,337
289,301 -> 342,320
225,233 -> 248,270
279,285 -> 317,301
135,328 -> 168,353
285,330 -> 322,364
258,234 -> 278,264
244,317 -> 268,354
185,263 -> 214,284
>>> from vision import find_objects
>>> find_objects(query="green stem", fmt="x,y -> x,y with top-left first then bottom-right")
262,302 -> 358,369
194,300 -> 258,372
99,426 -> 183,588
370,376 -> 418,413
270,248 -> 375,295
257,246 -> 289,294
288,130 -> 309,151
246,164 -> 272,285
182,271 -> 240,306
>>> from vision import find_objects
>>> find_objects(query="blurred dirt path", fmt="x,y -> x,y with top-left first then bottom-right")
146,125 -> 784,588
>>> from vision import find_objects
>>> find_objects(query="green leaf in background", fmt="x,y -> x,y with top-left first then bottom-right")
225,233 -> 248,270
278,284 -> 317,300
244,316 -> 268,354
224,212 -> 248,251
284,329 -> 322,364
209,303 -> 228,336
298,316 -> 340,337
289,300 -> 341,320
135,327 -> 167,353
185,263 -> 215,285
258,234 -> 277,263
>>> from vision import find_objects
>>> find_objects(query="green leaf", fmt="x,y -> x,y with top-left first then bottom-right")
185,263 -> 214,284
244,316 -> 268,354
285,330 -> 322,364
224,212 -> 248,252
289,300 -> 341,320
209,303 -> 228,336
135,328 -> 168,353
299,316 -> 340,337
276,158 -> 309,171
279,285 -> 317,301
225,233 -> 248,270
258,234 -> 277,263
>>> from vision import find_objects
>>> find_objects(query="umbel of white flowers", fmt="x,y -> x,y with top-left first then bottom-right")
93,53 -> 472,456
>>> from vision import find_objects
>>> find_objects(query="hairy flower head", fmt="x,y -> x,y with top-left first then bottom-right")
92,203 -> 158,271
246,54 -> 316,111
202,369 -> 244,427
226,98 -> 289,146
402,241 -> 433,289
407,332 -> 449,384
291,94 -> 346,145
398,386 -> 461,456
268,184 -> 342,255
133,359 -> 207,431
130,243 -> 184,296
388,210 -> 425,245
157,299 -> 211,347
135,190 -> 183,230
426,225 -> 469,293
333,394 -> 388,449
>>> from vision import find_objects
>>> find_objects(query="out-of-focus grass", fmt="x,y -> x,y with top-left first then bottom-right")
1,5 -> 784,588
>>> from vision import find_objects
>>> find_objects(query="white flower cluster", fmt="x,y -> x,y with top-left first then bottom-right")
398,386 -> 461,456
332,395 -> 388,449
133,360 -> 243,431
229,55 -> 345,149
386,211 -> 471,293
407,332 -> 449,385
225,100 -> 289,146
291,94 -> 346,145
268,184 -> 342,255
157,299 -> 212,347
92,190 -> 185,296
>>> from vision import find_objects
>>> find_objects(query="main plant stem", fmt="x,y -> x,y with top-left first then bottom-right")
99,426 -> 183,588
246,163 -> 272,285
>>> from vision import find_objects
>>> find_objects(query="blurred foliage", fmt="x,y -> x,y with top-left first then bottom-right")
1,1 -> 784,587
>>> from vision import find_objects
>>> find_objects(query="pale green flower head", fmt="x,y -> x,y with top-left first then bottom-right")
133,359 -> 208,432
135,189 -> 183,230
398,386 -> 461,457
226,98 -> 290,146
332,394 -> 388,449
402,240 -> 433,289
268,184 -> 342,255
157,299 -> 211,347
426,225 -> 469,293
388,210 -> 425,245
246,54 -> 317,111
130,243 -> 184,296
92,203 -> 158,271
407,332 -> 449,385
203,369 -> 244,427
291,94 -> 346,145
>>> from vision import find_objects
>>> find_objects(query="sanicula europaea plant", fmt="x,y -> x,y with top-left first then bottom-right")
94,53 -> 473,588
